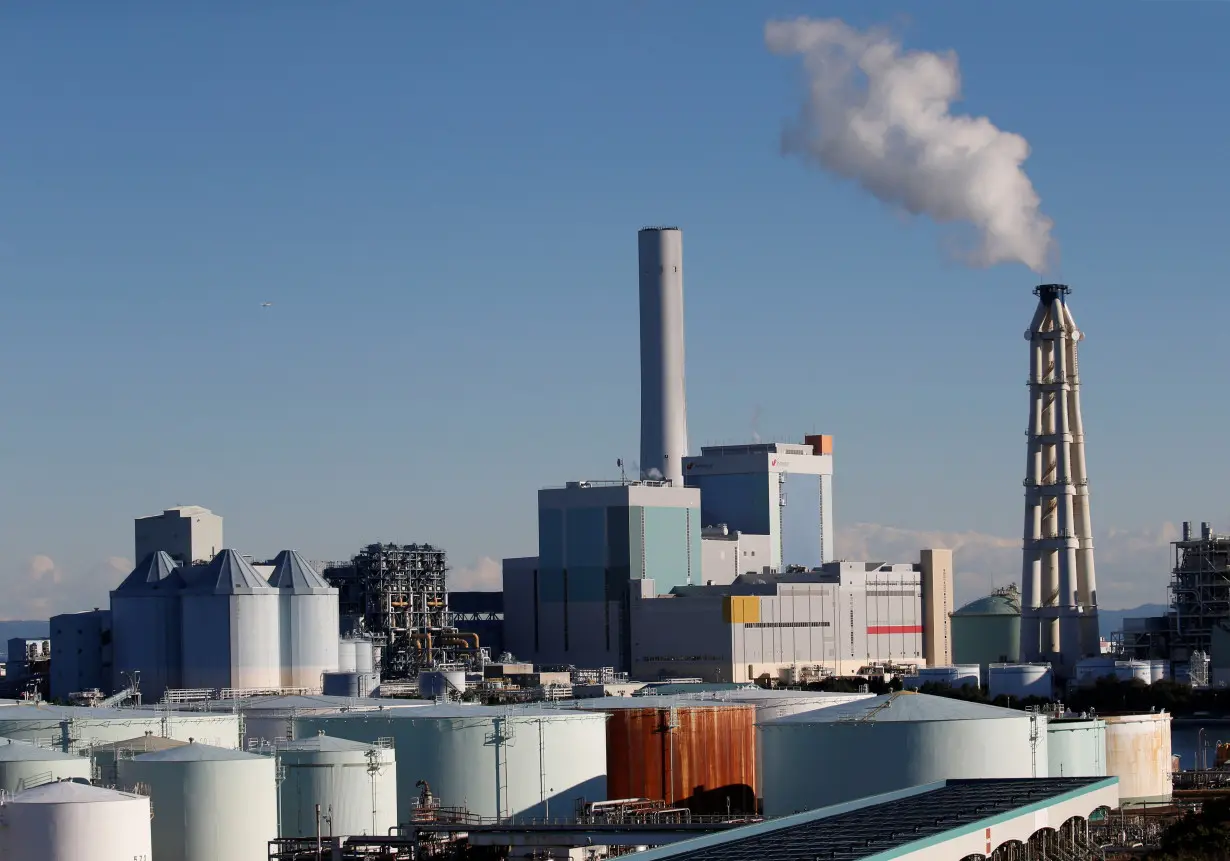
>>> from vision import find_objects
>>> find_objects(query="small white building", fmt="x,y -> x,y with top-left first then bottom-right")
135,505 -> 223,568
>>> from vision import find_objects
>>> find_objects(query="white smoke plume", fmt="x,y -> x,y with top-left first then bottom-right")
765,18 -> 1054,272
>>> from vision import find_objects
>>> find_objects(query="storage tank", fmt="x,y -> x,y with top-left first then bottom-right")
697,689 -> 873,722
758,692 -> 1047,816
109,550 -> 184,701
294,704 -> 607,821
951,588 -> 1021,672
1047,718 -> 1107,778
0,781 -> 152,861
277,733 -> 396,838
1075,656 -> 1119,687
353,638 -> 375,674
181,550 -> 282,692
1149,660 -> 1169,683
204,694 -> 423,747
337,639 -> 357,673
0,704 -> 240,752
988,663 -> 1053,700
903,665 -> 981,690
322,671 -> 380,698
418,670 -> 466,699
119,742 -> 276,861
270,550 -> 340,692
1115,660 -> 1153,685
572,696 -> 757,814
0,739 -> 92,792
1104,712 -> 1173,803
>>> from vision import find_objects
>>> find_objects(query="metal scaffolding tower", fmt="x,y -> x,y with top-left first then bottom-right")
1168,522 -> 1230,662
323,543 -> 482,679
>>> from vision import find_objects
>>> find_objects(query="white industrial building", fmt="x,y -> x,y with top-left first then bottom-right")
501,228 -> 954,680
134,505 -> 223,568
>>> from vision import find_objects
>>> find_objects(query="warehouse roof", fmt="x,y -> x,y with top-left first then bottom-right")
626,778 -> 1114,861
761,691 -> 1025,726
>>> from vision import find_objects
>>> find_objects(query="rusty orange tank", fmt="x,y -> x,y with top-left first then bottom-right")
577,699 -> 757,814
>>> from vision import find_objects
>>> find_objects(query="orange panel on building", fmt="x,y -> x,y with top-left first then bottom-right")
598,704 -> 757,814
804,434 -> 833,455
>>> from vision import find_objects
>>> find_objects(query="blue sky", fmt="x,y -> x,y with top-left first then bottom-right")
3,2 -> 1228,616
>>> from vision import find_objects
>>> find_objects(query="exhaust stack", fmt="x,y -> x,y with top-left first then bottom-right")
1020,284 -> 1099,672
638,227 -> 688,485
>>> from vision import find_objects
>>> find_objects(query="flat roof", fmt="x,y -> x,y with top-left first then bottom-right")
629,778 -> 1112,861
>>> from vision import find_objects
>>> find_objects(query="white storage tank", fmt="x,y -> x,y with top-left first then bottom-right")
118,742 -> 277,861
418,670 -> 466,698
1104,712 -> 1173,803
0,704 -> 240,752
1075,656 -> 1119,687
338,639 -> 358,673
270,550 -> 340,692
1149,660 -> 1169,683
295,704 -> 607,821
699,689 -> 874,722
108,551 -> 184,701
277,733 -> 396,838
1114,660 -> 1153,685
322,672 -> 380,698
1047,718 -> 1107,778
353,638 -> 375,674
988,663 -> 1053,700
90,735 -> 187,786
0,781 -> 152,861
758,692 -> 1048,816
181,549 -> 282,692
0,739 -> 92,793
203,694 -> 424,748
903,665 -> 981,690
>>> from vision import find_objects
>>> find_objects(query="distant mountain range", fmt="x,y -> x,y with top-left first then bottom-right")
0,621 -> 50,660
1099,604 -> 1168,638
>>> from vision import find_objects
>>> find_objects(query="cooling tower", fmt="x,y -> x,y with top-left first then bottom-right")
638,227 -> 688,485
1020,284 -> 1099,673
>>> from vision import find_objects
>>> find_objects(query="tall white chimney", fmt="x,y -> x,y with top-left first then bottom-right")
1020,284 -> 1099,674
638,227 -> 688,485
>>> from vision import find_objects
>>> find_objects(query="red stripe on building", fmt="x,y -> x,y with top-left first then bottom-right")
866,625 -> 923,635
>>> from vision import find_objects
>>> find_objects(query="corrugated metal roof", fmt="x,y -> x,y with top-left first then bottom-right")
8,781 -> 143,804
955,594 -> 1021,616
191,549 -> 275,594
130,742 -> 265,762
268,550 -> 334,593
113,551 -> 180,593
762,692 -> 1027,725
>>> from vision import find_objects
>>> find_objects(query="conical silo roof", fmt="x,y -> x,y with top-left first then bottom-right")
268,550 -> 334,593
762,691 -> 1028,725
192,550 -> 275,595
114,551 -> 181,594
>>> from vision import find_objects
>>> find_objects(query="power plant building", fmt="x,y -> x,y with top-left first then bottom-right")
134,505 -> 223,568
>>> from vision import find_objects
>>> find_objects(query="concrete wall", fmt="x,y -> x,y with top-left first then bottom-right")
50,611 -> 111,701
134,507 -> 223,567
920,549 -> 954,667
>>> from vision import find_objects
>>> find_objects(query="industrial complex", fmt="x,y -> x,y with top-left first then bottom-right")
0,227 -> 1204,861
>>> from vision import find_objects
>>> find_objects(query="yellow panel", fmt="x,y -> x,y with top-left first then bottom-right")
741,596 -> 761,625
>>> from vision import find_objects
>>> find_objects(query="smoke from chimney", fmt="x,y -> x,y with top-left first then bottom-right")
765,18 -> 1054,273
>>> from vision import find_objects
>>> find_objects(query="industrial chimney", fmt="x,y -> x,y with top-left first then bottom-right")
1020,284 -> 1099,673
638,227 -> 688,486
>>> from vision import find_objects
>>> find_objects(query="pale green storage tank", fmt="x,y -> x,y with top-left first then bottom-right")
1047,717 -> 1107,778
952,587 -> 1021,673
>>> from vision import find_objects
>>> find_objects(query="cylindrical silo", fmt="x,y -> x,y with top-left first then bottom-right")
89,735 -> 187,786
572,696 -> 757,814
1046,718 -> 1107,778
638,226 -> 688,485
277,733 -> 396,838
0,781 -> 152,861
1075,656 -> 1119,687
1114,660 -> 1153,685
1149,660 -> 1169,683
1104,712 -> 1172,803
951,589 -> 1021,673
270,550 -> 341,692
322,672 -> 380,698
337,640 -> 358,673
418,670 -> 466,699
0,739 -> 92,793
758,692 -> 1048,816
903,665 -> 981,691
294,704 -> 607,821
0,705 -> 239,752
118,742 -> 277,861
988,663 -> 1053,700
109,551 -> 184,701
